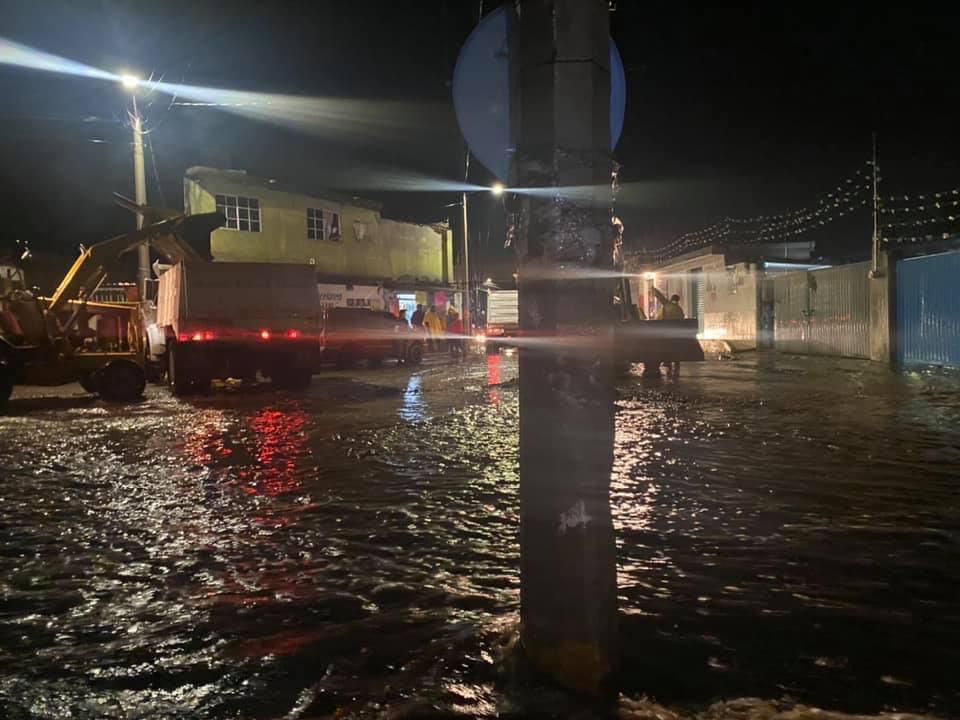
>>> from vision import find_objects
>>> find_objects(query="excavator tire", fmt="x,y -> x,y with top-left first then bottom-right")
0,363 -> 13,407
98,360 -> 146,402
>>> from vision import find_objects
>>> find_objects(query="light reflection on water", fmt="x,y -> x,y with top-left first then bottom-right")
0,357 -> 957,718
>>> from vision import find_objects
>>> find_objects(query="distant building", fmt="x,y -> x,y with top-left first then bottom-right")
626,241 -> 820,352
182,167 -> 455,316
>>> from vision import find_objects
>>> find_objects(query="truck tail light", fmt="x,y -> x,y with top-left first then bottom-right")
259,330 -> 272,340
179,330 -> 214,342
285,329 -> 300,339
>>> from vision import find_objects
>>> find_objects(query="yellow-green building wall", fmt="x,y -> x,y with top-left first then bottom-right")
183,170 -> 453,285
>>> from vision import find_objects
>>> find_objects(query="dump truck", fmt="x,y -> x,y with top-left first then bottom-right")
0,213 -> 221,406
149,261 -> 321,394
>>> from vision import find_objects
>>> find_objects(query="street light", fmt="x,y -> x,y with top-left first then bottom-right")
119,73 -> 140,90
120,72 -> 149,300
461,181 -> 507,340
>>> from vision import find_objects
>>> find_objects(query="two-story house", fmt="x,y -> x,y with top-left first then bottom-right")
183,166 -> 455,316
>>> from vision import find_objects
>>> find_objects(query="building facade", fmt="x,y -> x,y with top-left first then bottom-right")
626,241 -> 817,352
183,167 -> 454,289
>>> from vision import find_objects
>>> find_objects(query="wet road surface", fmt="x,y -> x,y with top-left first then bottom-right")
1,353 -> 958,718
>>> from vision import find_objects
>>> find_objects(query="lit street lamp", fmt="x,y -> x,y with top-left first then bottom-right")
120,72 -> 149,300
460,182 -> 505,339
120,73 -> 140,91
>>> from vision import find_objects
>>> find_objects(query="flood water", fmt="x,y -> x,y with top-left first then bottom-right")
1,354 -> 958,719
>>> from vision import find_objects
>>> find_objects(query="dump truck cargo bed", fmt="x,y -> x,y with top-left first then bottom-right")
157,261 -> 320,334
154,261 -> 321,394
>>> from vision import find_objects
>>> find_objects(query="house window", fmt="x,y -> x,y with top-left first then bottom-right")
216,194 -> 261,232
307,207 -> 341,241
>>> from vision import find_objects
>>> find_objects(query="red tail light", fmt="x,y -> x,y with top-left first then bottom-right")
285,329 -> 300,339
179,331 -> 213,342
259,330 -> 272,340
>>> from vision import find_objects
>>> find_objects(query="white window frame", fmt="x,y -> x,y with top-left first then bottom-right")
306,207 -> 341,242
216,194 -> 261,232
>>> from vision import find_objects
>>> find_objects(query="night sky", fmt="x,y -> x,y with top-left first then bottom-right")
1,1 -> 958,281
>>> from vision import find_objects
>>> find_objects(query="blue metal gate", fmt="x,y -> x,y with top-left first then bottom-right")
896,250 -> 960,368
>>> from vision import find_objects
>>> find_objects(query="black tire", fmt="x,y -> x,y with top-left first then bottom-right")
98,361 -> 146,402
406,342 -> 424,366
335,346 -> 355,370
274,367 -> 312,391
79,370 -> 102,394
167,344 -> 194,396
144,360 -> 164,384
485,342 -> 500,355
0,363 -> 13,406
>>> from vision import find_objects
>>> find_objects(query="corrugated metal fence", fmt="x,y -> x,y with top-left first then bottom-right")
773,262 -> 871,358
896,250 -> 960,368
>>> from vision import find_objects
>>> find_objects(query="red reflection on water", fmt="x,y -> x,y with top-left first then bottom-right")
241,406 -> 309,498
183,411 -> 232,466
487,354 -> 501,405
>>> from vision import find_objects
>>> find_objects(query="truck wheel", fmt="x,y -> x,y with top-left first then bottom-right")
336,347 -> 355,370
406,342 -> 424,366
0,364 -> 13,406
98,360 -> 146,402
274,367 -> 312,391
168,344 -> 194,396
485,342 -> 499,355
79,370 -> 102,394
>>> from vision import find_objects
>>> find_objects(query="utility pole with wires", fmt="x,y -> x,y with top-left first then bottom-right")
459,0 -> 485,337
514,0 -> 618,698
462,159 -> 472,335
122,75 -> 150,299
870,132 -> 883,277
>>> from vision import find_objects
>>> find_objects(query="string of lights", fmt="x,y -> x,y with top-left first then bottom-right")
882,212 -> 959,229
880,195 -> 960,215
881,187 -> 960,205
879,184 -> 960,243
652,166 -> 872,261
887,231 -> 960,245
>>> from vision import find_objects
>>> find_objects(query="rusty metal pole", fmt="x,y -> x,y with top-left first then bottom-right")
515,0 -> 618,697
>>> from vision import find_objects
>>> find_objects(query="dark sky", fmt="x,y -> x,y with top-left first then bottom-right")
1,0 -> 958,277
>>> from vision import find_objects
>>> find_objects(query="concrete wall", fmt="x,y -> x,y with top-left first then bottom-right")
183,168 -> 453,285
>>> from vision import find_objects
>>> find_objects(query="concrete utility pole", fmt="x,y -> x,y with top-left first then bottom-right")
870,132 -> 883,277
515,0 -> 618,697
462,185 -> 472,333
131,96 -> 149,299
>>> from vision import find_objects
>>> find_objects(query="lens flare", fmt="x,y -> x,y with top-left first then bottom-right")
0,37 -> 117,82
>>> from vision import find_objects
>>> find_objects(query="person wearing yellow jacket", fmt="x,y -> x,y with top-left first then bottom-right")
423,305 -> 444,351
652,287 -> 685,320
652,287 -> 685,376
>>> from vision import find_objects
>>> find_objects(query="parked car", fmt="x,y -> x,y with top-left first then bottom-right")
321,307 -> 423,368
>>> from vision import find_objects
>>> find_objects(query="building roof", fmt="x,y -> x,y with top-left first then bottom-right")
185,166 -> 384,212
